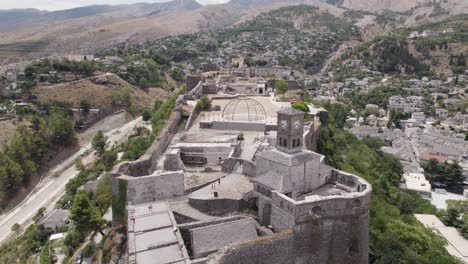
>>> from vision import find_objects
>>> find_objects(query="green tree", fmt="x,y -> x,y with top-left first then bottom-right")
444,208 -> 462,228
292,101 -> 310,113
70,191 -> 106,236
94,174 -> 112,215
171,68 -> 184,82
195,96 -> 211,111
0,156 -> 24,197
142,109 -> 152,122
11,223 -> 21,235
39,241 -> 52,264
275,80 -> 289,97
101,149 -> 117,171
80,100 -> 91,116
46,110 -> 75,145
92,130 -> 108,157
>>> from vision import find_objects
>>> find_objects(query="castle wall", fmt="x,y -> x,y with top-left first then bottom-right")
118,171 -> 185,205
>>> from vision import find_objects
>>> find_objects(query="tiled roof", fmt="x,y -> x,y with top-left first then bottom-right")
419,151 -> 448,162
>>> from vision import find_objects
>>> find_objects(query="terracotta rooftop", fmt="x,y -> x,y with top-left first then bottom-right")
419,151 -> 448,162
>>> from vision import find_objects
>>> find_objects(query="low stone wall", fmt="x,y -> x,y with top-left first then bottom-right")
209,231 -> 294,264
265,124 -> 277,131
221,158 -> 256,177
330,169 -> 367,192
221,158 -> 238,174
179,216 -> 247,254
79,107 -> 126,131
242,160 -> 256,177
185,106 -> 200,131
200,121 -> 266,132
188,197 -> 248,216
185,81 -> 203,100
149,109 -> 183,172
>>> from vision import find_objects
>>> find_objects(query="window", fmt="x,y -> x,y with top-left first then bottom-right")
292,139 -> 297,148
283,139 -> 287,147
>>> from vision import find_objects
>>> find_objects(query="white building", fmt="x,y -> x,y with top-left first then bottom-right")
402,173 -> 431,198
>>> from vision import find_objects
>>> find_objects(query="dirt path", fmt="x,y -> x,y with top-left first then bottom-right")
0,115 -> 145,244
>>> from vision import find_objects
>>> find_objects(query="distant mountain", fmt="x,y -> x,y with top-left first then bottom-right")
0,6 -> 120,32
0,0 -> 202,32
0,0 -> 466,65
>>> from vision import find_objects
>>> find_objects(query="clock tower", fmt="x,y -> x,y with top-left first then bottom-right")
276,107 -> 304,154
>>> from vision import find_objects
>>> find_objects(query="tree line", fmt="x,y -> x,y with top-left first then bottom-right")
0,110 -> 75,208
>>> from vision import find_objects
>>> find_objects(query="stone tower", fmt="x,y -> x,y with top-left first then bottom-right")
276,108 -> 305,154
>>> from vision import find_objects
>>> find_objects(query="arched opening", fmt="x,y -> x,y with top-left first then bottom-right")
292,139 -> 297,148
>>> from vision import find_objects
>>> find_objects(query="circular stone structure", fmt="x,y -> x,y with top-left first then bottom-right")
222,98 -> 267,123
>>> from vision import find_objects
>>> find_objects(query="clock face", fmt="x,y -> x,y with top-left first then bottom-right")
280,120 -> 288,130
293,120 -> 302,130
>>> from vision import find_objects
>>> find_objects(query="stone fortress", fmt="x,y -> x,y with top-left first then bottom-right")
111,73 -> 371,264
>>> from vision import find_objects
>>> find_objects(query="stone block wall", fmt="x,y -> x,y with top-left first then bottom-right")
118,171 -> 185,205
209,231 -> 294,264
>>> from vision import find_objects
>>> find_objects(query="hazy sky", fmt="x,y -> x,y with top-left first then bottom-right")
0,0 -> 230,11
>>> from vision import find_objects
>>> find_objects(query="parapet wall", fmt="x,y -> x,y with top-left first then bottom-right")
209,231 -> 294,264
117,171 -> 185,205
200,121 -> 266,132
188,197 -> 248,216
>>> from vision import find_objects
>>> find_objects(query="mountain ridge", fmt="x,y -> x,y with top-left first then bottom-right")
0,0 -> 466,65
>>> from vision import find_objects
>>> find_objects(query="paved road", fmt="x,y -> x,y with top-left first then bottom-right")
0,116 -> 145,244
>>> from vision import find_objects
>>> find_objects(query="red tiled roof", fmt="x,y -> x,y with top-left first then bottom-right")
419,151 -> 448,162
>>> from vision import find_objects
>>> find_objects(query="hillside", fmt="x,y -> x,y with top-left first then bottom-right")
330,15 -> 468,79
0,0 -> 467,66
0,0 -> 202,32
0,0 -> 466,68
34,73 -> 155,108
